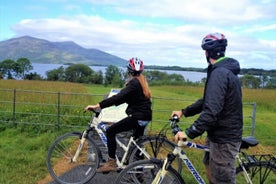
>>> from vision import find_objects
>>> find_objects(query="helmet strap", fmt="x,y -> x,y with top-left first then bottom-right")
128,70 -> 140,76
206,56 -> 211,64
205,51 -> 211,64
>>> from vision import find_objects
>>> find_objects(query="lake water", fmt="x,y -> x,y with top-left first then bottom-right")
31,63 -> 206,82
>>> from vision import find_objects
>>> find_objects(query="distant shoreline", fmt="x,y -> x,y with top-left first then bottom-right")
49,63 -> 276,76
31,63 -> 207,82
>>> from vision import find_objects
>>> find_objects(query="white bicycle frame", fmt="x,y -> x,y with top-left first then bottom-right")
153,140 -> 253,184
72,113 -> 151,169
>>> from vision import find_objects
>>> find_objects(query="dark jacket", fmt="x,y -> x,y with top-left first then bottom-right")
99,78 -> 152,121
183,57 -> 243,143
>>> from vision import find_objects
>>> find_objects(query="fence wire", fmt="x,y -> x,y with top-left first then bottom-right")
0,89 -> 256,136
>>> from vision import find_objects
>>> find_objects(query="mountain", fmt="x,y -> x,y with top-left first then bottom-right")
0,36 -> 127,66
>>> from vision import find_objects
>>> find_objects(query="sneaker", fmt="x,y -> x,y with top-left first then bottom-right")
96,158 -> 118,173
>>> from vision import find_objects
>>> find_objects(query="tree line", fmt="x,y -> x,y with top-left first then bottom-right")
1,58 -> 275,88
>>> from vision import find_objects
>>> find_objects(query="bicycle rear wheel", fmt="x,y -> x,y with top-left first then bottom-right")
128,136 -> 182,173
115,159 -> 184,184
236,155 -> 276,184
46,132 -> 100,184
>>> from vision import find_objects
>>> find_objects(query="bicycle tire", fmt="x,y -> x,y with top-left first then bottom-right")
115,159 -> 185,184
236,160 -> 276,184
128,136 -> 182,173
46,132 -> 100,184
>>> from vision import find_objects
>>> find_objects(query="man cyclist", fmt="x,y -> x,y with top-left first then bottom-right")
173,33 -> 243,184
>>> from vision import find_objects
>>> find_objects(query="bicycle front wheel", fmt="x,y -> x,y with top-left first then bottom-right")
115,159 -> 185,184
128,136 -> 182,173
236,155 -> 276,184
46,132 -> 100,184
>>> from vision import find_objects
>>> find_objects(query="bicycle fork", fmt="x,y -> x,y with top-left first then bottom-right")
72,131 -> 88,162
152,159 -> 168,184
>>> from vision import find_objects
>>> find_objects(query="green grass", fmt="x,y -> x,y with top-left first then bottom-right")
0,128 -> 57,184
0,80 -> 275,183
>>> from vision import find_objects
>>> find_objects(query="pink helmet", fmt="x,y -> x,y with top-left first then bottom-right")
127,57 -> 144,76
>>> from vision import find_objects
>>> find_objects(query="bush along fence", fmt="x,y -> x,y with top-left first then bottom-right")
0,89 -> 256,136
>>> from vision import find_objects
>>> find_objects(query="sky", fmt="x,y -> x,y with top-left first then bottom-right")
1,0 -> 276,70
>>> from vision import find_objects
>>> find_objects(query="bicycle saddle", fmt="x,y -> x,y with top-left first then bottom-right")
240,136 -> 259,149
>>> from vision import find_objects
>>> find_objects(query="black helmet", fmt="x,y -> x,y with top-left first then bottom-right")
127,57 -> 144,76
201,33 -> 227,50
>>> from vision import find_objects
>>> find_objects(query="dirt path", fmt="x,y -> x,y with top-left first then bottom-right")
40,172 -> 119,184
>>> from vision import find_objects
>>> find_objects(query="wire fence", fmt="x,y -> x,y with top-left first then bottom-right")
0,88 -> 257,136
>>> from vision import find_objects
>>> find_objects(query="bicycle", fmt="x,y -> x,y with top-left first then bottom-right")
115,115 -> 276,184
46,109 -> 182,184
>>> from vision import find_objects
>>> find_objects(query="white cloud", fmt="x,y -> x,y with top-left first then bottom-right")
87,0 -> 271,23
6,0 -> 276,69
259,39 -> 276,48
244,24 -> 276,33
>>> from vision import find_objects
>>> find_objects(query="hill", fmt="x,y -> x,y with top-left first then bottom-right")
0,36 -> 127,66
1,36 -> 275,76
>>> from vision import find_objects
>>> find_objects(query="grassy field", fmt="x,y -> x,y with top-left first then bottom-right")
0,80 -> 275,184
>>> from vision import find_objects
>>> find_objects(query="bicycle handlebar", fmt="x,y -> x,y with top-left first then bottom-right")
84,108 -> 100,118
169,115 -> 188,142
169,115 -> 179,127
169,115 -> 182,134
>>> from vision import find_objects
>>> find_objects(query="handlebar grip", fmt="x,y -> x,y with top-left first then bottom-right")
84,108 -> 100,117
170,114 -> 180,122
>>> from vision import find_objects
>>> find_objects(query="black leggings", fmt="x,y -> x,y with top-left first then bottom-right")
106,116 -> 146,159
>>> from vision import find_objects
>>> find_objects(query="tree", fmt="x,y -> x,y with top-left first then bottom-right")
0,58 -> 33,79
65,64 -> 94,83
90,70 -> 104,84
167,73 -> 185,82
240,74 -> 261,88
46,66 -> 66,81
111,72 -> 124,87
14,58 -> 33,79
144,70 -> 168,82
265,74 -> 276,88
24,72 -> 43,80
260,74 -> 268,88
0,59 -> 16,79
104,65 -> 123,86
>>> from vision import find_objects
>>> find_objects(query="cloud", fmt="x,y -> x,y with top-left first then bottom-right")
244,24 -> 276,33
87,0 -> 273,22
7,0 -> 276,69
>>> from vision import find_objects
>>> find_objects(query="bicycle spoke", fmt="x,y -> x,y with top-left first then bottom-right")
46,132 -> 99,184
